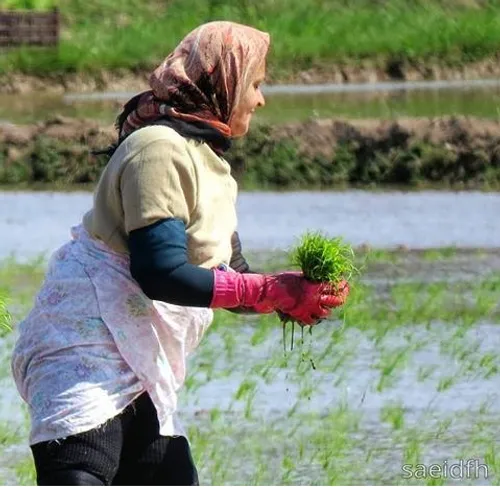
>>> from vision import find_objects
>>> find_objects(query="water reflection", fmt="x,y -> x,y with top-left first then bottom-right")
2,81 -> 500,124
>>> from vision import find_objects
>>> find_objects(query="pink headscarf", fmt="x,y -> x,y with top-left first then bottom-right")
120,21 -> 270,139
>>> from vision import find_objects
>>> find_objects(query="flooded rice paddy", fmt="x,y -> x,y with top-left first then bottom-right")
0,189 -> 499,484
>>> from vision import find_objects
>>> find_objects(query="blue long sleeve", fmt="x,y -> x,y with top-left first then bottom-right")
128,218 -> 215,307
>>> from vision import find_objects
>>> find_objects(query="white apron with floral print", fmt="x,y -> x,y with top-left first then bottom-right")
11,224 -> 213,445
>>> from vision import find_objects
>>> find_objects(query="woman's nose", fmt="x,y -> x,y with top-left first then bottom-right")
257,90 -> 266,108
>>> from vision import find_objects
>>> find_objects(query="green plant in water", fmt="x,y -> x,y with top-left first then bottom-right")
0,292 -> 12,335
14,456 -> 36,486
437,375 -> 456,392
380,403 -> 405,431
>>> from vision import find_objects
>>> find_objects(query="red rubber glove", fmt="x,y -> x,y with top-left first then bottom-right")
253,276 -> 349,313
272,277 -> 349,326
210,270 -> 349,325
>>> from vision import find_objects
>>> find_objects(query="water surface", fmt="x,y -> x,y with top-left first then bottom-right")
0,190 -> 499,483
0,190 -> 498,261
2,79 -> 500,124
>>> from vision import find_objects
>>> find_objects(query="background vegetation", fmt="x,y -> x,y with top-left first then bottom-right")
1,0 -> 500,79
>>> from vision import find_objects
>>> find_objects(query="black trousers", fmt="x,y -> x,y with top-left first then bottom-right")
30,393 -> 199,486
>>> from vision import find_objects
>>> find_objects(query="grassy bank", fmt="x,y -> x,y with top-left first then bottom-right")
1,116 -> 499,190
1,0 -> 500,83
1,248 -> 500,484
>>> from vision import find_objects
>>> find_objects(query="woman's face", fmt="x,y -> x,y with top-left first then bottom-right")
229,61 -> 266,137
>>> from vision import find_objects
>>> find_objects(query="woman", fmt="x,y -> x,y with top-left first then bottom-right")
11,21 -> 349,486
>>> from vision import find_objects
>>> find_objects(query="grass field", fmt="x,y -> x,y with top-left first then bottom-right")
1,247 -> 500,484
1,0 -> 500,79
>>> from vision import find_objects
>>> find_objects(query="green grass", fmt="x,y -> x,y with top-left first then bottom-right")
2,0 -> 55,9
2,0 -> 500,78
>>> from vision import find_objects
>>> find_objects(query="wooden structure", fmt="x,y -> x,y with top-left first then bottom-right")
0,8 -> 59,48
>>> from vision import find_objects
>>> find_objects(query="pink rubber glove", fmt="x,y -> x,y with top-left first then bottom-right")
210,270 -> 349,325
252,275 -> 349,314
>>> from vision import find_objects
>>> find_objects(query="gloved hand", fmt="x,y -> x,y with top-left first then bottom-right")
274,278 -> 349,325
255,273 -> 349,324
210,270 -> 349,325
253,275 -> 349,311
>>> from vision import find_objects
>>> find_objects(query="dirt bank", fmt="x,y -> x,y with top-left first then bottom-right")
2,57 -> 500,94
0,116 -> 499,189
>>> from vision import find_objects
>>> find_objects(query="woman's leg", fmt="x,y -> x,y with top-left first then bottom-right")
112,393 -> 199,486
30,410 -> 131,486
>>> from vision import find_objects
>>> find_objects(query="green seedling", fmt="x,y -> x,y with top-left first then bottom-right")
282,232 -> 357,351
0,293 -> 12,334
290,232 -> 357,284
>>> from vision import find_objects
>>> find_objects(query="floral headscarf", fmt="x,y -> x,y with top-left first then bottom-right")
118,21 -> 270,141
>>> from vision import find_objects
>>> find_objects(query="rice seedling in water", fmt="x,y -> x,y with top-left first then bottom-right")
381,403 -> 405,431
484,441 -> 499,480
426,475 -> 446,485
0,421 -> 22,446
403,430 -> 422,467
375,345 -> 411,392
417,365 -> 435,382
436,375 -> 456,392
0,292 -> 12,335
14,457 -> 36,486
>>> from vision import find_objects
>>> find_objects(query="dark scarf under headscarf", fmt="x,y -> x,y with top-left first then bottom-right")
95,91 -> 232,158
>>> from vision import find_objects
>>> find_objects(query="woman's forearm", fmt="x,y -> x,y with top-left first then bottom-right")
129,218 -> 214,306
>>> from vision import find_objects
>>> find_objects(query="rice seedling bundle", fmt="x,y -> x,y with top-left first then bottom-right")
282,231 -> 357,351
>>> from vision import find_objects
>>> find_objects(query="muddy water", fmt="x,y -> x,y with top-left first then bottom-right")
2,79 -> 500,124
0,190 -> 498,261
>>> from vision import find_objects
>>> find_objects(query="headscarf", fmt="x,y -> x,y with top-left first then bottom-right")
116,21 -> 270,152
